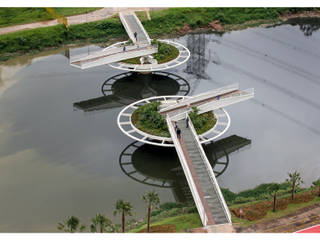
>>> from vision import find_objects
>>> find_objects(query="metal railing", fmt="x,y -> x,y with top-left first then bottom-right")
187,114 -> 232,223
160,83 -> 239,113
197,88 -> 254,115
166,116 -> 208,226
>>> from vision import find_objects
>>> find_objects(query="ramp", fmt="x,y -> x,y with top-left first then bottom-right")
119,11 -> 151,45
167,115 -> 232,226
70,45 -> 157,69
161,84 -> 254,121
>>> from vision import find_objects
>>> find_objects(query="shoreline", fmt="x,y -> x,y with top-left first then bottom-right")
1,9 -> 320,63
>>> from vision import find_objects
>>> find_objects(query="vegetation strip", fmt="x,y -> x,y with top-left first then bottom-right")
121,41 -> 179,65
0,8 -> 101,28
131,102 -> 216,137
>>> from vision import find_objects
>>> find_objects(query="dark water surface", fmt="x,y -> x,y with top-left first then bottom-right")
0,19 -> 320,231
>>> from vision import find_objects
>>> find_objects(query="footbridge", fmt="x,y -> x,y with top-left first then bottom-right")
167,116 -> 231,226
117,84 -> 254,230
70,11 -> 156,69
164,84 -> 253,229
119,11 -> 151,45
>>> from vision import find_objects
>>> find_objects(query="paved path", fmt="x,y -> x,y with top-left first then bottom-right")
119,11 -> 150,44
0,7 -> 152,35
167,117 -> 231,226
176,119 -> 230,225
238,202 -> 320,233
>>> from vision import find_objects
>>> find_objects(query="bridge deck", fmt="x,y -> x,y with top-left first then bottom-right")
167,117 -> 231,226
70,44 -> 157,69
119,11 -> 150,44
161,85 -> 254,121
70,11 -> 154,69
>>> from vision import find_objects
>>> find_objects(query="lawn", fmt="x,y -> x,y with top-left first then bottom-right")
232,195 -> 320,228
0,8 -> 101,28
130,213 -> 202,233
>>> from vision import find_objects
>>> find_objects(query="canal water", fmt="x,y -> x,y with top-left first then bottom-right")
0,18 -> 320,232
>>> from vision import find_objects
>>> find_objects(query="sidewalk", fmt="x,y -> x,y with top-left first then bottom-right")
0,7 -> 152,35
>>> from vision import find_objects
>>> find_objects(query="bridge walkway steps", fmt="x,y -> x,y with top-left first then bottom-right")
175,119 -> 230,225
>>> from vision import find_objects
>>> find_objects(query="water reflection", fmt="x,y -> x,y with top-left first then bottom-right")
285,18 -> 320,36
73,71 -> 190,112
185,34 -> 211,79
119,135 -> 251,202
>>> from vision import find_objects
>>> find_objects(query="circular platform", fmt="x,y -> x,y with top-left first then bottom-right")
117,96 -> 231,147
105,40 -> 190,72
101,71 -> 190,97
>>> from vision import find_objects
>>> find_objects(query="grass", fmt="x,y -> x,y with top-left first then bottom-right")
131,102 -> 216,138
192,111 -> 217,135
128,195 -> 320,232
129,196 -> 320,232
130,213 -> 202,233
121,41 -> 180,65
0,8 -> 101,28
232,196 -> 320,228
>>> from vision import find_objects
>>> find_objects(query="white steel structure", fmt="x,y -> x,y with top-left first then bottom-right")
106,40 -> 190,72
117,83 -> 254,147
70,11 -> 190,71
117,95 -> 230,147
117,83 -> 254,228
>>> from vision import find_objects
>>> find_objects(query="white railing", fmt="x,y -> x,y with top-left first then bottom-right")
187,114 -> 232,223
160,83 -> 239,113
166,116 -> 208,226
132,12 -> 151,44
197,88 -> 254,115
119,12 -> 137,44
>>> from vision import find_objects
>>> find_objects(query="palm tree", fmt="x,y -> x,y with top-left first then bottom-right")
268,183 -> 280,212
57,216 -> 86,232
312,178 -> 320,197
142,191 -> 160,232
113,200 -> 133,233
90,213 -> 113,233
286,171 -> 304,200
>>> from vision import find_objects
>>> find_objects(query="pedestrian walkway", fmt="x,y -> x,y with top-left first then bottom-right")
0,8 -> 154,35
70,44 -> 157,69
167,116 -> 232,226
69,10 -> 156,70
119,11 -> 151,44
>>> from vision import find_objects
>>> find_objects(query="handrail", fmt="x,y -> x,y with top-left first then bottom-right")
197,88 -> 254,115
119,12 -> 137,44
132,11 -> 151,44
160,83 -> 239,113
187,114 -> 232,223
166,116 -> 208,226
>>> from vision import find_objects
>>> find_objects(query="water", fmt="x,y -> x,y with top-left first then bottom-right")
0,18 -> 320,232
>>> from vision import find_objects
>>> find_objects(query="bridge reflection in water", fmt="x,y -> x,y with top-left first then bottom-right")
73,71 -> 190,113
119,135 -> 251,203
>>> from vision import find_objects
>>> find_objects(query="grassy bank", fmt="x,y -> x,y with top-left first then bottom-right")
0,8 -> 101,28
1,8 -> 319,61
128,186 -> 320,232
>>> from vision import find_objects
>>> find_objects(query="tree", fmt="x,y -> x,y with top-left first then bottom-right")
142,190 -> 160,232
90,213 -> 114,233
113,200 -> 133,233
312,178 -> 320,197
286,171 -> 304,200
268,183 -> 280,212
57,216 -> 86,233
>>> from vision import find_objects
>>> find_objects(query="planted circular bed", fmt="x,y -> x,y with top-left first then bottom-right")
131,101 -> 217,138
121,41 -> 180,65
